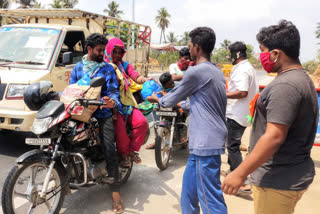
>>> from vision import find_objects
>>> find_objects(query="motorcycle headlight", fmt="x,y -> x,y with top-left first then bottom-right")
32,117 -> 53,135
6,84 -> 29,99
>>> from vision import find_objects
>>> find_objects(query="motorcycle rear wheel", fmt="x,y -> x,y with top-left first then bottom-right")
155,127 -> 172,170
1,160 -> 66,214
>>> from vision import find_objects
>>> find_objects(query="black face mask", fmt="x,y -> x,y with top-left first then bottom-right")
230,51 -> 246,65
230,51 -> 240,65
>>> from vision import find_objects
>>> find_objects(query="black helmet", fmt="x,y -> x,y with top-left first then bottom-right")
24,81 -> 58,111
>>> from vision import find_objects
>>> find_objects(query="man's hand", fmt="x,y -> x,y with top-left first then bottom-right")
157,91 -> 168,97
100,96 -> 115,109
221,171 -> 245,195
147,92 -> 160,103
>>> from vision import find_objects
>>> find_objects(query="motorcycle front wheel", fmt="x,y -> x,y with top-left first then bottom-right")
155,127 -> 172,170
118,161 -> 133,185
1,160 -> 66,214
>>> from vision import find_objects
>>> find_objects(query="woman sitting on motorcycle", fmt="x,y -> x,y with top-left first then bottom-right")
104,38 -> 151,166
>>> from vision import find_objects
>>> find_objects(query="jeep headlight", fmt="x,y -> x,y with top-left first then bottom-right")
6,84 -> 29,99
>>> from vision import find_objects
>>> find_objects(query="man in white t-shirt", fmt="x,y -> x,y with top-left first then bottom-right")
169,47 -> 191,84
225,41 -> 258,193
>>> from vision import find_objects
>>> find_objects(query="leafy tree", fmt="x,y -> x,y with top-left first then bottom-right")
179,31 -> 190,46
50,0 -> 77,8
103,1 -> 123,18
62,0 -> 78,8
155,7 -> 171,44
150,50 -> 179,67
16,0 -> 34,8
50,0 -> 63,8
33,0 -> 42,8
316,22 -> 320,40
211,48 -> 230,64
220,39 -> 231,51
166,32 -> 178,44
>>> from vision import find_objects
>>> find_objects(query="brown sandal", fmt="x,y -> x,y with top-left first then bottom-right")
130,152 -> 142,164
112,200 -> 124,214
120,155 -> 132,168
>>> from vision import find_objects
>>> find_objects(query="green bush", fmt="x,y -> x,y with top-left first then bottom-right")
150,50 -> 179,67
303,60 -> 319,73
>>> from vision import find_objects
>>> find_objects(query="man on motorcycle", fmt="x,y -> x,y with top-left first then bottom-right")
69,33 -> 124,213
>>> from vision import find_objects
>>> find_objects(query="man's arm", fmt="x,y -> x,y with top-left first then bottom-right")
69,64 -> 80,84
227,68 -> 250,99
226,90 -> 248,99
171,73 -> 184,81
148,69 -> 198,108
180,100 -> 190,111
222,122 -> 289,195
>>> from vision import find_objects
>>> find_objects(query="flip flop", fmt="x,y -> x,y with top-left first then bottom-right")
145,142 -> 155,150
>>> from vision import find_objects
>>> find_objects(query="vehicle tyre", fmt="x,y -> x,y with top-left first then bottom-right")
2,160 -> 66,214
118,161 -> 133,185
155,127 -> 171,170
143,127 -> 150,145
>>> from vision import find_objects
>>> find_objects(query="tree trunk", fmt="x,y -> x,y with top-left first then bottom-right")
160,30 -> 162,44
163,29 -> 166,43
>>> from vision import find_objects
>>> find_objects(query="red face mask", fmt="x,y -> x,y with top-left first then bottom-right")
260,52 -> 277,73
178,60 -> 190,71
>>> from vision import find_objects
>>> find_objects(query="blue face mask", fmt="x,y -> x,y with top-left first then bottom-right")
164,88 -> 173,92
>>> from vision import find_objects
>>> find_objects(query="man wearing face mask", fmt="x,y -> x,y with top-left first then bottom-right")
222,20 -> 318,214
169,47 -> 193,84
224,41 -> 258,194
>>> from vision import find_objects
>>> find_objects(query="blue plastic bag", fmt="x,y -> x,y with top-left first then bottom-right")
76,72 -> 91,86
141,80 -> 162,100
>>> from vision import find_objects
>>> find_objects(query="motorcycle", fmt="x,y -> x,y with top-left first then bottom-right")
154,104 -> 189,170
1,77 -> 144,214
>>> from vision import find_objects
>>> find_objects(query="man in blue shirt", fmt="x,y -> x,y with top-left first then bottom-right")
147,27 -> 227,214
69,33 -> 123,213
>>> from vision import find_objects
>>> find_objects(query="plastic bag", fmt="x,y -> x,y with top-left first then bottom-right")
76,72 -> 91,86
141,80 -> 162,100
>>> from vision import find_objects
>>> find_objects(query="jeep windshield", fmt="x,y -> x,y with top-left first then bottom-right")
0,27 -> 60,70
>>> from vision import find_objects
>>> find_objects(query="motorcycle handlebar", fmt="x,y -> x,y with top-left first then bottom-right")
83,100 -> 105,107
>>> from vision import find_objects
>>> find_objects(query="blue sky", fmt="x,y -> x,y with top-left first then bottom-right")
11,0 -> 320,62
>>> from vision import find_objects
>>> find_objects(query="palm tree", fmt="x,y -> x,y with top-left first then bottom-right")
50,0 -> 63,8
180,31 -> 190,46
316,23 -> 320,40
166,32 -> 178,45
103,1 -> 123,18
63,0 -> 78,8
221,39 -> 231,51
16,0 -> 34,8
155,7 -> 171,44
50,0 -> 78,8
0,0 -> 9,25
33,0 -> 42,8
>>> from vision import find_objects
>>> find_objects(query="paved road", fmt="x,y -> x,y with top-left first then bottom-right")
0,129 -> 190,214
0,72 -> 319,213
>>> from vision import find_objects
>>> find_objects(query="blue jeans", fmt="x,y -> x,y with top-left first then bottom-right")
181,154 -> 227,214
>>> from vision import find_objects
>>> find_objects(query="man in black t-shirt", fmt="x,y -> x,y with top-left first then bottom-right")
222,20 -> 318,214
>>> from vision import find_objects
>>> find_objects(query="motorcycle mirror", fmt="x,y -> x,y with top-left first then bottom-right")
90,77 -> 105,88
